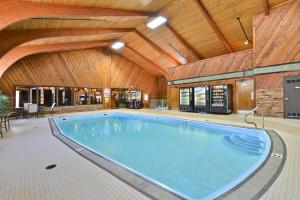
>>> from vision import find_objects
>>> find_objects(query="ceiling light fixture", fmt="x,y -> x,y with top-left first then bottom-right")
168,43 -> 188,65
146,16 -> 167,29
236,17 -> 250,46
111,41 -> 125,50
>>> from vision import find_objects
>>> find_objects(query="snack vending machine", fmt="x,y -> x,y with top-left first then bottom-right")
210,84 -> 232,114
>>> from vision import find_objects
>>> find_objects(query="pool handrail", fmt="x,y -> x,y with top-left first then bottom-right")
244,107 -> 264,128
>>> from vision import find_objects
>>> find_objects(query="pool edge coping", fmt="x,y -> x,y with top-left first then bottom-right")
215,129 -> 286,200
48,112 -> 286,200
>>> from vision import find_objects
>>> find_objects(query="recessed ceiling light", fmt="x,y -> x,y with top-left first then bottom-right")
146,16 -> 167,29
111,41 -> 125,50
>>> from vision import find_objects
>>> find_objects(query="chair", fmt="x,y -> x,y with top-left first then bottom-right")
0,117 -> 3,138
2,112 -> 12,131
23,103 -> 31,111
23,103 -> 32,118
27,104 -> 38,118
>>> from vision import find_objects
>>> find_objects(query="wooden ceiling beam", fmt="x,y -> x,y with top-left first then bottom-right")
0,0 -> 153,31
0,40 -> 112,78
262,0 -> 270,15
0,28 -> 133,57
134,30 -> 180,66
124,46 -> 167,76
193,0 -> 233,53
166,24 -> 202,60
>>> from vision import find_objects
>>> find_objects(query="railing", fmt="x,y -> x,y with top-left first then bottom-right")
244,107 -> 264,128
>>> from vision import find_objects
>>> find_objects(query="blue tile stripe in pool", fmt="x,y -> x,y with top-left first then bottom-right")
54,112 -> 271,200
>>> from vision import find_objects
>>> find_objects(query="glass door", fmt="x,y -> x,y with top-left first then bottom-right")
180,88 -> 190,105
194,86 -> 206,106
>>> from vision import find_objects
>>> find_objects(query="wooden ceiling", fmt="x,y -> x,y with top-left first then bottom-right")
23,0 -> 174,11
0,0 -> 290,77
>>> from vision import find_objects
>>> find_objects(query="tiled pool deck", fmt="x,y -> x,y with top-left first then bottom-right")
0,109 -> 299,200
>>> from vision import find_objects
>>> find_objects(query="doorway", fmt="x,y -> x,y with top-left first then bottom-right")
236,79 -> 255,113
284,75 -> 300,119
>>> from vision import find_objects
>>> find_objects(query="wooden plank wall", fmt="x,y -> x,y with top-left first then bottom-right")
158,77 -> 168,99
0,48 -> 164,99
254,0 -> 300,67
110,53 -> 167,98
168,49 -> 253,81
252,0 -> 300,117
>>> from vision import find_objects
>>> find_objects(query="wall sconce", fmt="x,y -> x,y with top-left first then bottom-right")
143,94 -> 149,101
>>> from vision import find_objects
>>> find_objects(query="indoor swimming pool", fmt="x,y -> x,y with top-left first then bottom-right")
54,112 -> 271,200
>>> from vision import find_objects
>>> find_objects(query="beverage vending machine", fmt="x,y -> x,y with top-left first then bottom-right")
179,87 -> 194,112
193,85 -> 210,113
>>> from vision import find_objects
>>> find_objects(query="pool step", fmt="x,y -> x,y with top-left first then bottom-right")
232,135 -> 264,148
223,134 -> 265,155
243,134 -> 261,142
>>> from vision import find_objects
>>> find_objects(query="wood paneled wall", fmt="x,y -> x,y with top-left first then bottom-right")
168,0 -> 300,82
158,77 -> 168,99
254,0 -> 300,67
0,48 -> 164,99
168,49 -> 253,81
255,71 -> 300,89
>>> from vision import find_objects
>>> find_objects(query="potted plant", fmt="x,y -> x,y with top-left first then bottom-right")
0,91 -> 10,113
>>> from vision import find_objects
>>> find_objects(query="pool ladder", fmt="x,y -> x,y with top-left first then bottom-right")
244,107 -> 264,128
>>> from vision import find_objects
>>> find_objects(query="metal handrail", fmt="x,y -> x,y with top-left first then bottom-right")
244,107 -> 264,128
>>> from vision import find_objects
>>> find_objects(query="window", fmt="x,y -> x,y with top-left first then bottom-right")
38,87 -> 56,107
15,86 -> 29,108
57,87 -> 73,106
75,88 -> 102,105
16,86 -> 102,108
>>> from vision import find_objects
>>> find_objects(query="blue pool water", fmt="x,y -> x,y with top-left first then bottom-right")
54,112 -> 271,200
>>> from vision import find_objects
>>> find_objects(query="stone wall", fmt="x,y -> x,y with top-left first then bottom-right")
52,104 -> 104,114
256,88 -> 284,118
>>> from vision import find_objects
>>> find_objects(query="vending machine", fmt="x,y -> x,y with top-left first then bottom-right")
210,84 -> 233,114
179,88 -> 193,112
194,85 -> 210,113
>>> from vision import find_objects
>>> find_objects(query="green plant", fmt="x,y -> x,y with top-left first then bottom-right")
0,91 -> 10,113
